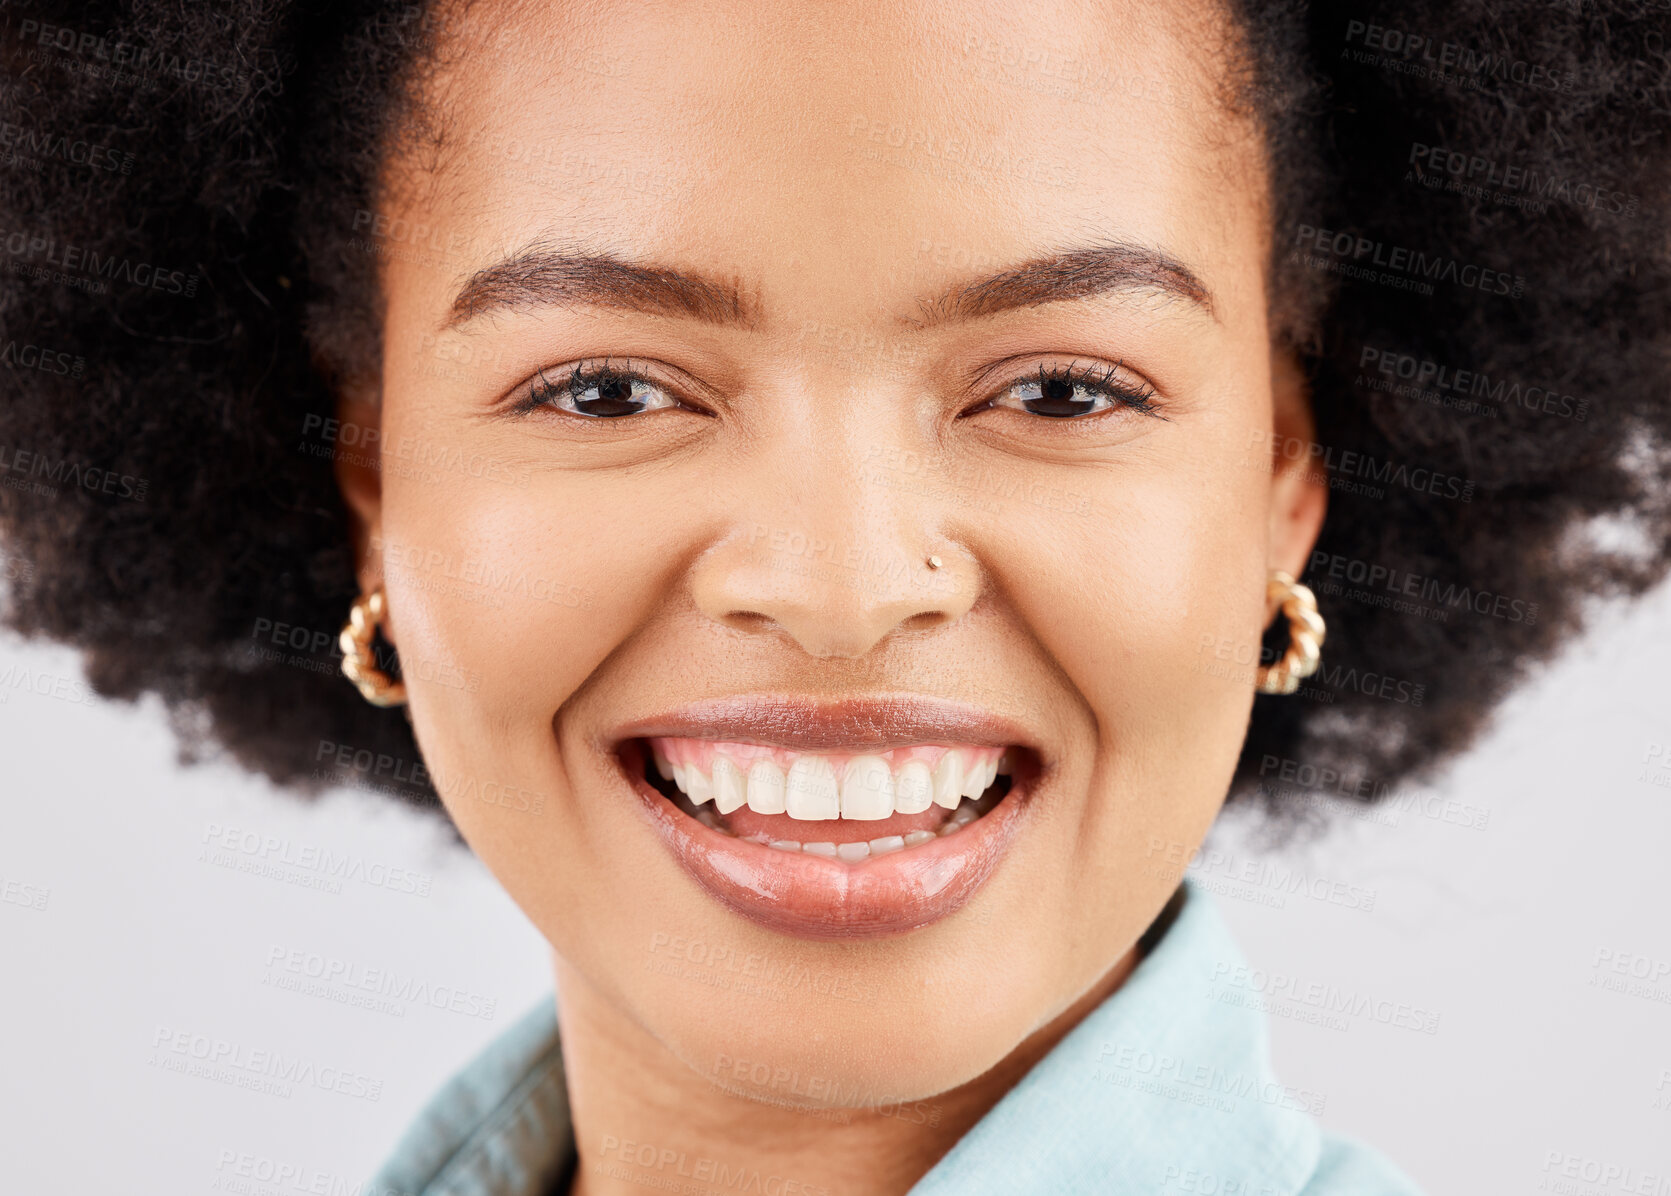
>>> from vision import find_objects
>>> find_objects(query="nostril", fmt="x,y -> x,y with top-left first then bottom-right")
722,611 -> 776,633
900,611 -> 949,632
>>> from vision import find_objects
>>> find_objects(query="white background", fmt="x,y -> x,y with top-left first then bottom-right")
2,584 -> 1669,1196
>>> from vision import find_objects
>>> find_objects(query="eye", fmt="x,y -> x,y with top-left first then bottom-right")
520,359 -> 684,418
982,360 -> 1163,420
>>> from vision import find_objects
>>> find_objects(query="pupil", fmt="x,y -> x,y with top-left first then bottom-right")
575,374 -> 642,417
1027,377 -> 1094,418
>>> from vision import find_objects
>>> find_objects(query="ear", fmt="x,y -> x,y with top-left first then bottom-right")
1266,345 -> 1327,583
333,383 -> 387,609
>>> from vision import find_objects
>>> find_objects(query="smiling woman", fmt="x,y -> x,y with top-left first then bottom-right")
1,0 -> 1668,1193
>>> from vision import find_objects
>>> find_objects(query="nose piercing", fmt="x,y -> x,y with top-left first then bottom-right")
927,555 -> 943,569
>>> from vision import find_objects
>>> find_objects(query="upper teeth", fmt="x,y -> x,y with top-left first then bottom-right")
651,742 -> 1007,821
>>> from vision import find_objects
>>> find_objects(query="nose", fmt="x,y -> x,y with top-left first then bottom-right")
688,452 -> 977,660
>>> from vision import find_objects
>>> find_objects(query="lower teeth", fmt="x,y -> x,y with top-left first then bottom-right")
681,787 -> 1000,860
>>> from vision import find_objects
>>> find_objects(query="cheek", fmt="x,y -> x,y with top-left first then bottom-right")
381,451 -> 664,682
373,461 -> 666,825
998,435 -> 1269,838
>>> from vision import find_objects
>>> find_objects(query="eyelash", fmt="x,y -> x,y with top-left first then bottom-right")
511,358 -> 689,419
510,356 -> 1164,422
973,360 -> 1164,421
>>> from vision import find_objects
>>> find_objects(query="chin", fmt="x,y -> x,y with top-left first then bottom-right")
651,957 -> 1048,1113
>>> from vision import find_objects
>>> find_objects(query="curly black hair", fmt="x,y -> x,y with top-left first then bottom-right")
1,0 -> 1667,820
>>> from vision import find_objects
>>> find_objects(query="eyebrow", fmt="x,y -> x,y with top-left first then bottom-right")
442,243 -> 756,331
911,243 -> 1216,328
439,240 -> 1214,332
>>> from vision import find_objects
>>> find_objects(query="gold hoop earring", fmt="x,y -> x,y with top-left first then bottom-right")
339,586 -> 407,707
1256,570 -> 1326,696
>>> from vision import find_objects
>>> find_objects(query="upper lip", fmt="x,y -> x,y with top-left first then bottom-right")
606,693 -> 1041,756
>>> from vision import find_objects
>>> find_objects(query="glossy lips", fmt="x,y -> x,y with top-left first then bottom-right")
611,696 -> 1039,939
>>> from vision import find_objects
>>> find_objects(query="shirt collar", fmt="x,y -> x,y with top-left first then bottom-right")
371,879 -> 1320,1196
908,879 -> 1320,1194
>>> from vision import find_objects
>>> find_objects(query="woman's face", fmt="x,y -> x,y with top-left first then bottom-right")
345,0 -> 1323,1104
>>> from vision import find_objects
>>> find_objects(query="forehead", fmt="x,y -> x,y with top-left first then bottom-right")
387,0 -> 1265,330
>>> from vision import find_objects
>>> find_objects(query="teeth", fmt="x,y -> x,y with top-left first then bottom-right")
785,756 -> 841,820
932,751 -> 964,810
893,760 -> 933,814
958,755 -> 992,800
840,756 -> 895,820
744,829 -> 950,862
655,742 -> 1010,823
746,759 -> 787,814
678,761 -> 713,806
683,797 -> 999,860
712,755 -> 747,815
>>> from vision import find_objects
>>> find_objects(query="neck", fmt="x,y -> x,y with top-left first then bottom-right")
557,947 -> 1139,1196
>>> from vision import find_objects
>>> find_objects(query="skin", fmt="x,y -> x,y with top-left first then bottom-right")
336,0 -> 1327,1191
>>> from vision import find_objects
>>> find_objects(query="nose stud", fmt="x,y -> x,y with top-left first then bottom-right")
927,555 -> 943,570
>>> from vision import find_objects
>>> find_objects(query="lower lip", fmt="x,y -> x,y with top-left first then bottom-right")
619,746 -> 1034,940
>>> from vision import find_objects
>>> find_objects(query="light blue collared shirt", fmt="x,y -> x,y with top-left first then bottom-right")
370,880 -> 1425,1195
